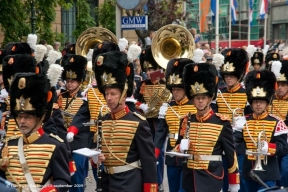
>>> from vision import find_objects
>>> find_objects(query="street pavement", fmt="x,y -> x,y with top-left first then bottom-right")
84,164 -> 169,192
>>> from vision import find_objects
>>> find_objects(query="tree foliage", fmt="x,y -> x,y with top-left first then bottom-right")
0,0 -> 95,47
73,0 -> 96,38
95,0 -> 116,34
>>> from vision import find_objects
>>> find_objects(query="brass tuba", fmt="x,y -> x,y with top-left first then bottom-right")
151,24 -> 195,69
75,27 -> 118,57
75,27 -> 117,88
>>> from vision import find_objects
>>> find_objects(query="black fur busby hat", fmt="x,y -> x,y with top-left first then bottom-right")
61,54 -> 87,82
251,52 -> 264,66
265,52 -> 280,70
220,48 -> 248,82
94,51 -> 134,100
166,58 -> 194,91
66,44 -> 76,54
245,70 -> 276,105
10,73 -> 52,122
92,41 -> 120,65
271,60 -> 288,83
183,63 -> 218,100
5,42 -> 33,55
0,49 -> 6,73
140,47 -> 159,72
3,54 -> 37,92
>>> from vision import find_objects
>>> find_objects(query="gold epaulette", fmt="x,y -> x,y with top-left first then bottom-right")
6,136 -> 21,142
49,133 -> 64,143
215,113 -> 231,121
133,112 -> 146,120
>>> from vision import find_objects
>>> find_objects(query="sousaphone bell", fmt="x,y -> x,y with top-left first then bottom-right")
151,24 -> 195,69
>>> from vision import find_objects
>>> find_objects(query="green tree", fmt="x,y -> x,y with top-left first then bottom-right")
0,0 -> 95,47
0,0 -> 72,46
73,0 -> 96,38
95,0 -> 116,34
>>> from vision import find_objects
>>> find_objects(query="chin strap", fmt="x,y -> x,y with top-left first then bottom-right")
118,81 -> 128,106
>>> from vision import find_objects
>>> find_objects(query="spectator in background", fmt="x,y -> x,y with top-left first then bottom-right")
61,42 -> 71,56
272,39 -> 280,49
190,28 -> 201,43
257,37 -> 264,49
144,30 -> 155,48
53,41 -> 61,52
39,40 -> 47,46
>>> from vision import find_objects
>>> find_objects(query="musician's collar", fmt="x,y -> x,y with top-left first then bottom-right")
23,127 -> 45,144
176,96 -> 189,106
227,83 -> 241,93
252,111 -> 268,120
111,105 -> 129,120
196,108 -> 213,122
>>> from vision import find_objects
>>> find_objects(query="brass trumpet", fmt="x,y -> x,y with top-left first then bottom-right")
246,126 -> 269,171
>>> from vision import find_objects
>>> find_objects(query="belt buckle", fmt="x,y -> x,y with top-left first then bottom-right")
193,154 -> 201,161
106,167 -> 114,174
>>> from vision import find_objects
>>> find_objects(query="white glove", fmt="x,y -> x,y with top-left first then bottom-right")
260,141 -> 268,153
66,132 -> 74,142
232,116 -> 246,132
0,89 -> 8,99
158,103 -> 168,119
228,184 -> 240,192
70,172 -> 75,176
91,155 -> 99,164
180,139 -> 190,152
139,103 -> 148,113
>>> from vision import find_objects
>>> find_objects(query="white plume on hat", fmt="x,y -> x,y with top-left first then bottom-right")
271,61 -> 282,79
34,44 -> 47,64
192,48 -> 204,63
47,64 -> 64,87
86,49 -> 94,62
45,44 -> 53,57
246,45 -> 256,59
27,34 -> 37,51
262,45 -> 270,56
212,53 -> 225,70
118,38 -> 128,52
46,50 -> 60,65
127,44 -> 141,62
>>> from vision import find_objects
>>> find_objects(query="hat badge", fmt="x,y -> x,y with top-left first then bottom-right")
251,86 -> 267,97
273,54 -> 277,59
222,62 -> 235,72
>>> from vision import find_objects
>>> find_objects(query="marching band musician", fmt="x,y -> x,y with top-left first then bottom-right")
269,60 -> 288,188
134,48 -> 168,190
94,51 -> 158,191
174,63 -> 240,192
233,70 -> 288,191
69,41 -> 118,177
0,71 -> 71,191
265,50 -> 280,70
154,58 -> 196,192
250,52 -> 264,71
216,48 -> 250,192
56,54 -> 88,192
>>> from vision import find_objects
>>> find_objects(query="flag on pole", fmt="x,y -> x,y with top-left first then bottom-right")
260,0 -> 268,19
230,0 -> 238,24
211,0 -> 216,23
249,0 -> 254,26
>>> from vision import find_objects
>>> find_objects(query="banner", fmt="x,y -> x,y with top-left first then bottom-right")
199,0 -> 211,33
